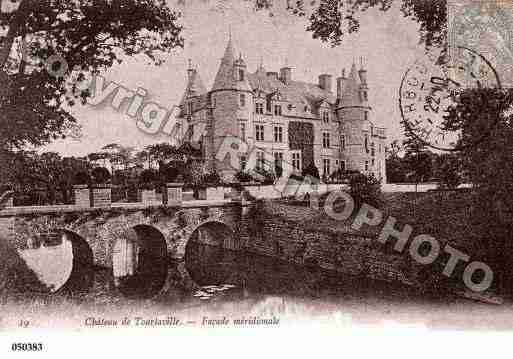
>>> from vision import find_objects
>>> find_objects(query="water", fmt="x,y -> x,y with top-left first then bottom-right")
4,238 -> 513,330
183,241 -> 419,303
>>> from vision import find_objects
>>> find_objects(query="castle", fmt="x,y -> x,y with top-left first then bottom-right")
177,37 -> 387,183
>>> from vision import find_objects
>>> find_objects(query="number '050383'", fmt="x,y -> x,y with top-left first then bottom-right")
11,343 -> 43,351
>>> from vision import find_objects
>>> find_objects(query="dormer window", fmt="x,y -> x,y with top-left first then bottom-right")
363,91 -> 368,101
274,105 -> 282,116
240,93 -> 246,107
304,105 -> 309,113
239,69 -> 245,81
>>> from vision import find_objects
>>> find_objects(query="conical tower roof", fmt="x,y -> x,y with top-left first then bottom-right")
212,37 -> 251,92
340,62 -> 364,107
179,68 -> 207,108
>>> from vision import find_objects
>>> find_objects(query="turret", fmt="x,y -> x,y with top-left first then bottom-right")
207,36 -> 253,179
336,62 -> 372,175
336,68 -> 346,99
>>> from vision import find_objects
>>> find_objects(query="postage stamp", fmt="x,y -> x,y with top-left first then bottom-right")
399,45 -> 501,151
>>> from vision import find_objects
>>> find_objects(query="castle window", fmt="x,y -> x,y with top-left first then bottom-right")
274,152 -> 283,177
187,101 -> 193,115
363,91 -> 368,101
341,134 -> 346,150
364,134 -> 369,153
371,142 -> 375,157
365,160 -> 369,171
274,126 -> 283,143
322,132 -> 330,148
364,111 -> 369,122
240,122 -> 246,142
372,158 -> 375,167
255,102 -> 264,114
239,69 -> 245,81
240,155 -> 247,171
187,124 -> 194,141
322,111 -> 330,123
274,105 -> 282,116
292,152 -> 301,172
255,124 -> 264,141
256,151 -> 264,171
323,159 -> 331,177
340,160 -> 346,172
240,93 -> 246,107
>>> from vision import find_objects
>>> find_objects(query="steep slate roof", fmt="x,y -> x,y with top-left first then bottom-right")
179,69 -> 207,108
211,38 -> 252,92
247,68 -> 337,115
339,63 -> 363,108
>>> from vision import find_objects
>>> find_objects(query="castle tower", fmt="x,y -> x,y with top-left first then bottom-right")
207,37 -> 253,179
177,60 -> 207,146
336,62 -> 372,174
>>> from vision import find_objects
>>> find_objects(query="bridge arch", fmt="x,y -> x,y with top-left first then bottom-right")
112,224 -> 168,298
184,221 -> 238,287
59,230 -> 94,295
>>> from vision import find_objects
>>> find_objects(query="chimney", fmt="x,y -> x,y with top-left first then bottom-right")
318,74 -> 333,92
280,67 -> 292,84
266,71 -> 279,81
336,69 -> 347,99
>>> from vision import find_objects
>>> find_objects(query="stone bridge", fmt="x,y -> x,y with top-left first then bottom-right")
0,199 -> 254,297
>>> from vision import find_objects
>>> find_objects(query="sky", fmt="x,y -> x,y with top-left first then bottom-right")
43,0 -> 423,157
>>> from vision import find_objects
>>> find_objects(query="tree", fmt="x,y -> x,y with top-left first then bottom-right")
349,171 -> 383,208
145,143 -> 181,169
385,139 -> 407,183
402,125 -> 433,217
403,135 -> 433,184
444,88 -> 513,294
1,150 -> 90,205
251,0 -> 446,48
102,143 -> 135,172
434,153 -> 463,190
0,0 -> 183,152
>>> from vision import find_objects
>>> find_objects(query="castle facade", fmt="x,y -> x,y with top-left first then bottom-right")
177,37 -> 387,183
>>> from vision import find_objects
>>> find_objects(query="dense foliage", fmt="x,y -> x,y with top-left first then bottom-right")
251,0 -> 446,48
0,0 -> 183,152
349,171 -> 383,208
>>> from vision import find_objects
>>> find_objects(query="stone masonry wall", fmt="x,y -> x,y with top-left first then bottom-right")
246,200 -> 417,286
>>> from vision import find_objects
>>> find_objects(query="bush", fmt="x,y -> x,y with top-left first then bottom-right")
235,170 -> 254,183
91,167 -> 111,184
73,171 -> 91,185
254,167 -> 276,185
435,154 -> 462,190
159,164 -> 180,183
302,163 -> 320,180
349,172 -> 383,208
139,169 -> 158,189
201,171 -> 222,186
